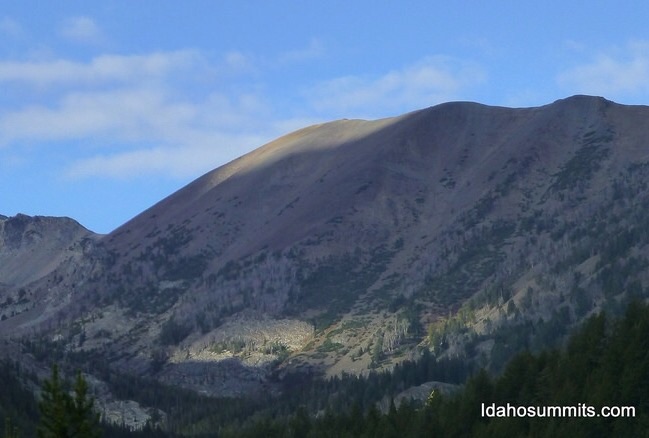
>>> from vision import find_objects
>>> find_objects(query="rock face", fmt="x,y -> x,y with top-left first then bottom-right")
0,214 -> 97,288
0,214 -> 98,323
4,95 -> 649,395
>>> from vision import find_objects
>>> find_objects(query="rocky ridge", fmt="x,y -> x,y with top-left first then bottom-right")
3,95 -> 649,402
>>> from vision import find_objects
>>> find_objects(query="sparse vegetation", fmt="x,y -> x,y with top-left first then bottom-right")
8,97 -> 649,435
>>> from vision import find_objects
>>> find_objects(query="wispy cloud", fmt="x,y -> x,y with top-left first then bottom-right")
56,89 -> 282,180
223,50 -> 254,73
0,51 -> 212,148
63,130 -> 268,180
0,88 -> 196,145
557,41 -> 649,97
278,38 -> 325,64
0,47 -> 291,179
306,56 -> 486,118
60,16 -> 104,45
0,50 -> 202,86
1,44 -> 486,182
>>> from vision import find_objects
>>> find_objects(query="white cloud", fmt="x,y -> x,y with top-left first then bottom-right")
278,38 -> 325,64
0,46 -> 291,180
65,148 -> 196,180
60,16 -> 104,44
557,41 -> 649,97
0,88 -> 196,145
60,105 -> 314,180
0,50 -> 202,86
223,51 -> 254,73
0,82 -> 290,178
63,133 -> 265,180
306,56 -> 486,117
0,47 -> 487,182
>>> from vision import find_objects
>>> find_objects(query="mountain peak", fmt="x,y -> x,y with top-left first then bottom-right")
0,213 -> 98,289
549,94 -> 615,110
4,96 -> 649,397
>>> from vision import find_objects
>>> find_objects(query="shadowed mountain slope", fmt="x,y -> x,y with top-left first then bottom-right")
0,214 -> 97,290
3,95 -> 649,396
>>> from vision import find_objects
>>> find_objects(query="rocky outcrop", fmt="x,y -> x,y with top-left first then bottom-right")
0,214 -> 98,288
6,96 -> 649,396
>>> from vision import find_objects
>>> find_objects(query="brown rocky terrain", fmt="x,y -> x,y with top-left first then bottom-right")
3,95 -> 649,402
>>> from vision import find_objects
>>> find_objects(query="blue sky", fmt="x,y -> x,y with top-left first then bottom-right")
3,1 -> 649,233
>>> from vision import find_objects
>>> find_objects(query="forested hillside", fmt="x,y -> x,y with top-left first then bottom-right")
8,96 -> 649,398
3,300 -> 648,436
226,300 -> 649,437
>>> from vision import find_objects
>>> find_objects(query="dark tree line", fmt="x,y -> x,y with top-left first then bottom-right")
4,300 -> 649,436
36,365 -> 100,438
226,300 -> 649,437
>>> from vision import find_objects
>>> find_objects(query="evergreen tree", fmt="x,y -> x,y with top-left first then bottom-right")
37,365 -> 101,438
37,365 -> 68,438
69,372 -> 100,438
3,416 -> 20,438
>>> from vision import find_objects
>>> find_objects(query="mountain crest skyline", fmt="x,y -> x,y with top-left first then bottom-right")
3,94 -> 649,398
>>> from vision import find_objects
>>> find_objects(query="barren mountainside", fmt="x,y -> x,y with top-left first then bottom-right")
3,95 -> 649,399
0,214 -> 97,291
